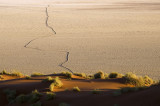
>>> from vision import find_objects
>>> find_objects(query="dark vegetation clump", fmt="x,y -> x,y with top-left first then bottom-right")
94,71 -> 105,79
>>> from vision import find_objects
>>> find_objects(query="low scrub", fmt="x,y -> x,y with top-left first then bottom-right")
0,75 -> 4,79
72,86 -> 80,92
61,72 -> 72,79
124,72 -> 154,87
11,71 -> 23,77
15,94 -> 28,104
49,83 -> 55,92
94,71 -> 105,79
25,75 -> 31,80
53,77 -> 63,88
3,89 -> 17,104
42,76 -> 53,82
1,69 -> 10,75
75,73 -> 86,78
109,72 -> 123,78
46,92 -> 56,100
31,73 -> 44,77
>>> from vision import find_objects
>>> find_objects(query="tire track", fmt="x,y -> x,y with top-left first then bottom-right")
59,52 -> 74,74
24,5 -> 56,50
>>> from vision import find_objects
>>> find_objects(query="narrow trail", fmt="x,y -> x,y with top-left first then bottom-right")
59,52 -> 74,74
24,5 -> 56,50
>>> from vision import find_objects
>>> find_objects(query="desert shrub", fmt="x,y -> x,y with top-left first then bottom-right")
42,76 -> 53,82
92,89 -> 101,94
49,83 -> 55,92
53,72 -> 57,74
53,77 -> 63,88
31,73 -> 44,77
109,72 -> 123,78
46,92 -> 56,100
65,72 -> 72,78
143,76 -> 153,86
1,69 -> 9,75
104,73 -> 109,79
59,103 -> 70,106
29,94 -> 40,103
31,101 -> 42,106
3,89 -> 17,104
113,89 -> 122,96
32,89 -> 42,97
124,72 -> 145,87
16,94 -> 28,103
26,75 -> 31,80
0,75 -> 4,79
11,71 -> 23,77
94,71 -> 105,79
72,86 -> 80,92
61,72 -> 72,78
75,73 -> 86,78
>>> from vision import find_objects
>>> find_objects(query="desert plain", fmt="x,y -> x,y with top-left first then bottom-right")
0,0 -> 160,79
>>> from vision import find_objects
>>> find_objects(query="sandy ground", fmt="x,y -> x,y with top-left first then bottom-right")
0,0 -> 160,79
0,75 -> 159,106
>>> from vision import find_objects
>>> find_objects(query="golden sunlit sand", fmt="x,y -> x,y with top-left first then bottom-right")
0,0 -> 160,79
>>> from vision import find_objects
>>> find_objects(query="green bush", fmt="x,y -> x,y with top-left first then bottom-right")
3,89 -> 17,104
16,94 -> 28,103
49,83 -> 55,92
72,87 -> 80,92
143,76 -> 153,86
75,73 -> 86,78
46,92 -> 56,100
59,103 -> 70,106
53,77 -> 63,88
61,72 -> 72,78
29,94 -> 40,103
124,72 -> 145,87
1,69 -> 9,75
31,73 -> 44,77
0,75 -> 4,79
42,76 -> 53,82
94,71 -> 105,79
65,72 -> 72,79
11,71 -> 23,77
32,89 -> 42,97
92,89 -> 101,94
31,101 -> 42,106
25,75 -> 31,80
109,72 -> 123,78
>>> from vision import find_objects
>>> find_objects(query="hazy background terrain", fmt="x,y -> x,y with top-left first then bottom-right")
0,0 -> 160,79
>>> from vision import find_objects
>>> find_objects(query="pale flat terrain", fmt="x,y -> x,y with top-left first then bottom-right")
0,0 -> 160,79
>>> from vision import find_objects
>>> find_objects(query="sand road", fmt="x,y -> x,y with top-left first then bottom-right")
0,0 -> 160,79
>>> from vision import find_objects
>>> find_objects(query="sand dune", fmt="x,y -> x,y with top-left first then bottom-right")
0,0 -> 160,79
